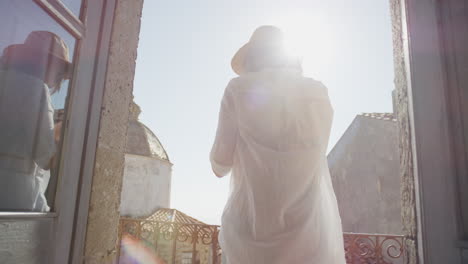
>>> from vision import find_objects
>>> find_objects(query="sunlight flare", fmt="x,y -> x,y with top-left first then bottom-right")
276,15 -> 336,75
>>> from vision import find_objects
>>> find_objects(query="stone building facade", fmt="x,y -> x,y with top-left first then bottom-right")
328,113 -> 401,234
120,102 -> 172,218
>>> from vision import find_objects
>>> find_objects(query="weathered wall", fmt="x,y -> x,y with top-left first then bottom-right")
120,154 -> 172,217
0,219 -> 53,264
83,0 -> 144,263
389,0 -> 418,262
328,116 -> 401,234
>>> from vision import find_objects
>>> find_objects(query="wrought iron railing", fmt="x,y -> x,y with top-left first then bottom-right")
118,219 -> 405,264
344,232 -> 406,264
118,218 -> 220,264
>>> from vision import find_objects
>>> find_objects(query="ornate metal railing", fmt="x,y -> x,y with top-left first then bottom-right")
118,219 -> 405,264
118,218 -> 220,264
344,232 -> 406,264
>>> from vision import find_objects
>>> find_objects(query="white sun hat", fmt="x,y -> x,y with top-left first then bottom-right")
231,25 -> 286,75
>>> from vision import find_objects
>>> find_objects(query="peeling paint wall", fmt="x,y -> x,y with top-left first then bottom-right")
120,154 -> 172,218
83,0 -> 144,263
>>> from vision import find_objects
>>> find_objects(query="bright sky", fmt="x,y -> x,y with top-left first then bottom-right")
133,0 -> 394,225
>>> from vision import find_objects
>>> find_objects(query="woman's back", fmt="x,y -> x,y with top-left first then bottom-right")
211,25 -> 345,264
232,69 -> 332,153
223,69 -> 333,234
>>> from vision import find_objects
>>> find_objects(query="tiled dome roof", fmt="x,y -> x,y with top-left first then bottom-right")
125,101 -> 169,161
125,120 -> 169,161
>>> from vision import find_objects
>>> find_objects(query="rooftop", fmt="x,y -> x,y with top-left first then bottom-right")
146,208 -> 207,225
140,208 -> 217,238
359,112 -> 396,122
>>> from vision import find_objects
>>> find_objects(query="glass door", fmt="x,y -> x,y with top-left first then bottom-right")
0,0 -> 109,263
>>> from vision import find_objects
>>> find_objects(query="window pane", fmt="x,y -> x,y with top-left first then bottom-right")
0,0 -> 76,212
60,0 -> 83,18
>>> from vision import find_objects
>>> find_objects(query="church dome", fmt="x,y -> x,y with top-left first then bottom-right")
125,101 -> 169,161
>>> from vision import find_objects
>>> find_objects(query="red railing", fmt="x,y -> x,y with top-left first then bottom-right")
118,219 -> 406,264
344,232 -> 406,264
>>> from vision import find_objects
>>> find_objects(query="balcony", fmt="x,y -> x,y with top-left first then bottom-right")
118,215 -> 406,264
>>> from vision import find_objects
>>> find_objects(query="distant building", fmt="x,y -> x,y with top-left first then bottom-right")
119,102 -> 172,218
328,113 -> 402,234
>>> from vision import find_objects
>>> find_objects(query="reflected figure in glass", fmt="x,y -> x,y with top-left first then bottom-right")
0,31 -> 71,211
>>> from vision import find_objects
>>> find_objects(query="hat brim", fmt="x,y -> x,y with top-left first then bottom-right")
231,42 -> 250,76
2,44 -> 73,79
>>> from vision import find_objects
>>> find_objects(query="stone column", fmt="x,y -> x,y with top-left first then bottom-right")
83,0 -> 144,263
389,0 -> 418,263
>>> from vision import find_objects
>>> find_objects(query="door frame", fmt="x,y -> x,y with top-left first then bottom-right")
402,0 -> 465,262
37,0 -> 118,262
0,1 -> 117,263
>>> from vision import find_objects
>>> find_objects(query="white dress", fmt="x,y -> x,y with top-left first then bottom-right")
210,68 -> 346,264
0,69 -> 55,211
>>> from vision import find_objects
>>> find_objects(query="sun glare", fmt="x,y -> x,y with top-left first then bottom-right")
276,15 -> 335,76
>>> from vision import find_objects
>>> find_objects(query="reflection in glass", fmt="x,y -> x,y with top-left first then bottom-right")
60,0 -> 83,17
0,0 -> 76,212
